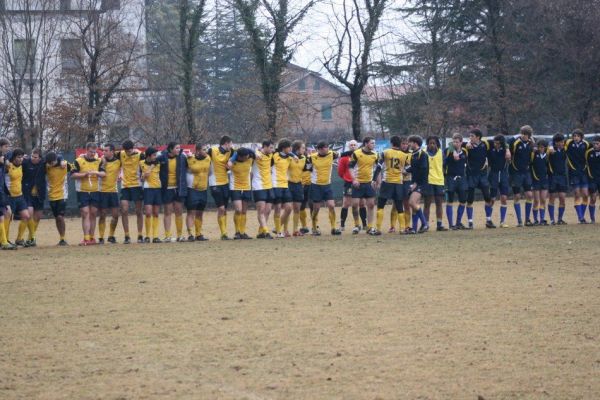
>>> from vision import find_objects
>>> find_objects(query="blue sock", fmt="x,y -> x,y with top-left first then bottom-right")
418,209 -> 427,225
500,205 -> 507,223
466,206 -> 474,222
575,204 -> 582,220
485,205 -> 493,219
540,207 -> 545,221
446,204 -> 454,227
558,206 -> 565,221
525,201 -> 532,221
514,203 -> 522,224
412,213 -> 419,231
533,208 -> 539,222
581,204 -> 587,220
437,219 -> 443,228
457,204 -> 465,225
590,205 -> 596,222
548,204 -> 555,222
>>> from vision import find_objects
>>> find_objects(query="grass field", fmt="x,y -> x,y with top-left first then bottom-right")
1,201 -> 599,399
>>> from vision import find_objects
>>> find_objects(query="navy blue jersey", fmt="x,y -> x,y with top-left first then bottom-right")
565,139 -> 591,173
548,149 -> 567,177
463,140 -> 490,174
444,149 -> 467,178
407,149 -> 429,185
531,151 -> 549,181
487,146 -> 508,172
507,137 -> 534,173
587,149 -> 600,179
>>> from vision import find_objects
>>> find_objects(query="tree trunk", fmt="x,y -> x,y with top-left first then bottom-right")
182,57 -> 196,143
351,89 -> 362,141
266,92 -> 278,140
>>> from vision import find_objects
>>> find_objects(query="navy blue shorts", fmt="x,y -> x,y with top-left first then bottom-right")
25,194 -> 44,211
77,192 -> 100,209
467,172 -> 490,190
549,175 -> 568,194
289,182 -> 304,203
379,182 -> 404,201
422,183 -> 444,197
510,171 -> 532,194
408,183 -> 425,196
532,178 -> 549,191
163,188 -> 183,204
310,184 -> 334,202
253,189 -> 274,203
10,195 -> 29,214
143,188 -> 163,206
446,176 -> 468,193
273,187 -> 292,204
100,192 -> 120,209
231,190 -> 252,202
50,200 -> 66,217
186,189 -> 207,211
403,181 -> 413,200
352,182 -> 376,199
120,187 -> 143,202
588,177 -> 600,193
569,171 -> 588,189
342,181 -> 353,197
489,170 -> 510,197
303,185 -> 310,203
210,184 -> 230,208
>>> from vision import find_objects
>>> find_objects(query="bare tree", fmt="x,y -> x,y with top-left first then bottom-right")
232,0 -> 316,139
322,0 -> 388,141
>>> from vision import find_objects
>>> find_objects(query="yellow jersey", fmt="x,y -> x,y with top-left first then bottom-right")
230,157 -> 253,191
118,150 -> 144,188
350,148 -> 378,183
427,149 -> 444,185
100,157 -> 121,193
6,162 -> 23,197
289,156 -> 307,184
271,152 -> 292,188
186,155 -> 211,191
140,161 -> 161,189
401,150 -> 412,182
167,157 -> 177,188
73,156 -> 103,192
46,163 -> 71,201
252,150 -> 273,190
207,146 -> 233,186
308,151 -> 337,185
379,148 -> 408,184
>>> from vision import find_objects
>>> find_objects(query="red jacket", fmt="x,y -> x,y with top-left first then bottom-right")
338,155 -> 353,182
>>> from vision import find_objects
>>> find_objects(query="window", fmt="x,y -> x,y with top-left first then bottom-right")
60,0 -> 71,10
61,39 -> 80,74
313,79 -> 321,91
101,0 -> 120,11
13,39 -> 35,75
321,104 -> 332,121
298,78 -> 306,92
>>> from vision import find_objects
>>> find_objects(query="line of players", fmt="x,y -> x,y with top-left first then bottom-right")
0,125 -> 598,248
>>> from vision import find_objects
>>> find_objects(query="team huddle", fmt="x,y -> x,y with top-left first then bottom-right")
0,125 -> 598,248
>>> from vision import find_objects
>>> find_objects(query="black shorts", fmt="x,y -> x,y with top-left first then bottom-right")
77,192 -> 100,209
532,178 -> 549,191
446,176 -> 468,194
210,184 -> 230,208
288,182 -> 304,203
186,189 -> 207,211
303,184 -> 310,203
422,183 -> 444,197
231,190 -> 252,202
25,194 -> 44,211
342,181 -> 353,197
489,170 -> 510,197
467,172 -> 490,190
50,200 -> 66,217
120,187 -> 143,202
379,182 -> 404,201
99,192 -> 120,209
273,187 -> 292,204
549,175 -> 568,194
310,184 -> 334,203
403,181 -> 413,200
408,183 -> 425,195
143,188 -> 162,206
9,195 -> 29,214
253,189 -> 274,203
588,177 -> 600,194
352,182 -> 376,199
569,170 -> 588,189
510,171 -> 533,193
163,188 -> 184,204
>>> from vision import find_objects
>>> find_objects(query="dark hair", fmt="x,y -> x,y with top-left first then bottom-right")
537,139 -> 548,147
145,147 -> 158,157
552,133 -> 565,144
31,147 -> 43,157
390,135 -> 401,148
362,136 -> 374,146
277,139 -> 292,152
426,135 -> 440,148
469,128 -> 483,139
167,141 -> 178,152
400,136 -> 408,143
292,140 -> 304,153
592,135 -> 600,143
262,140 -> 273,148
11,148 -> 25,160
86,142 -> 97,150
195,143 -> 204,150
316,141 -> 328,149
103,143 -> 115,152
520,125 -> 533,137
493,134 -> 506,145
572,128 -> 584,139
220,135 -> 232,146
122,139 -> 134,150
236,147 -> 250,158
45,151 -> 57,164
408,135 -> 422,147
0,138 -> 9,147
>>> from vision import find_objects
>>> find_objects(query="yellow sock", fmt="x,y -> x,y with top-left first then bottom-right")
233,213 -> 241,233
328,209 -> 336,229
195,216 -> 202,236
34,219 -> 39,231
274,216 -> 281,234
109,220 -> 117,236
404,212 -> 411,228
398,212 -> 406,231
145,216 -> 152,238
17,220 -> 27,241
300,209 -> 308,228
152,216 -> 159,239
376,208 -> 385,231
311,210 -> 319,230
27,219 -> 36,240
98,220 -> 106,239
283,216 -> 289,233
352,210 -> 360,227
84,234 -> 91,241
218,215 -> 227,236
390,208 -> 398,230
60,234 -> 65,241
0,221 -> 7,245
175,215 -> 183,237
239,213 -> 247,234
4,217 -> 11,240
293,212 -> 300,232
